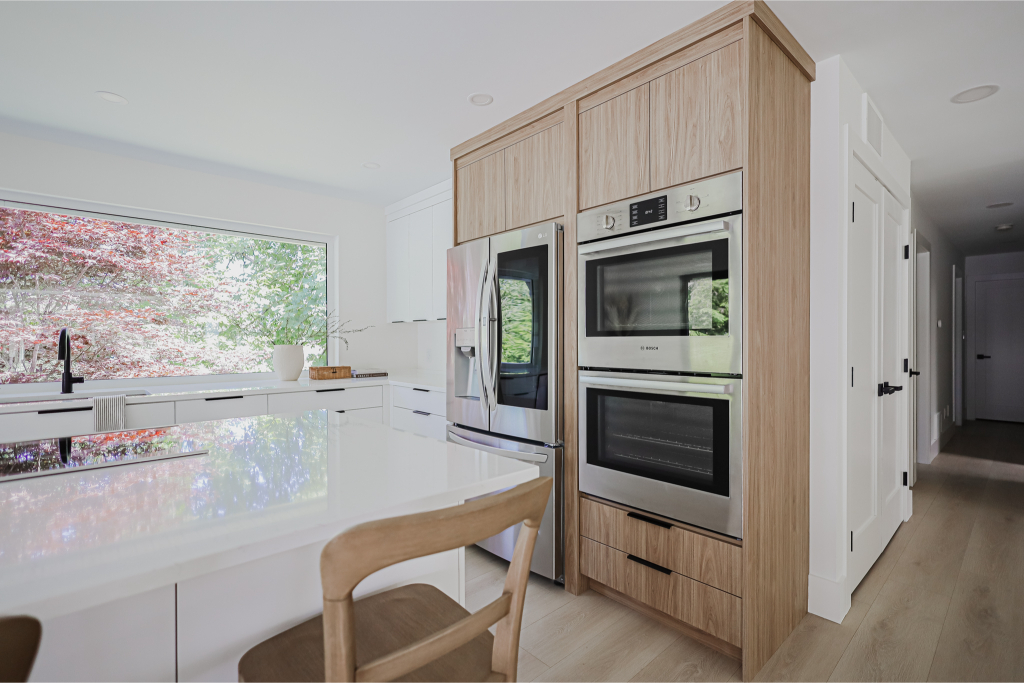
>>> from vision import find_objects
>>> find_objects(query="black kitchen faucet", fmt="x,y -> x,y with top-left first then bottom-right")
57,328 -> 85,394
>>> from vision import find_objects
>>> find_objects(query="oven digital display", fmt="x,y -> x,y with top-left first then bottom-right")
630,195 -> 668,227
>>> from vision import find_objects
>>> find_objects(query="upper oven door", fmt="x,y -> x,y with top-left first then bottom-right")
578,216 -> 742,375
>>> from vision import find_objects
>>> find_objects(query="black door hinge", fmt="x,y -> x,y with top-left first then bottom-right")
904,245 -> 910,259
903,472 -> 908,486
904,358 -> 909,373
850,531 -> 854,552
852,202 -> 855,222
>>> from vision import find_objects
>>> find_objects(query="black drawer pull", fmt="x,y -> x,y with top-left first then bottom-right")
205,395 -> 244,402
627,511 -> 673,529
626,555 -> 672,575
316,388 -> 346,393
38,406 -> 93,415
336,410 -> 346,414
413,319 -> 428,322
413,410 -> 430,416
412,388 -> 429,393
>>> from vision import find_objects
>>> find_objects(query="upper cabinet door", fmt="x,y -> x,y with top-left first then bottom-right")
650,41 -> 744,192
456,151 -> 504,243
579,85 -> 650,210
431,199 -> 453,320
386,214 -> 411,323
704,40 -> 744,179
408,208 -> 434,321
505,123 -> 563,230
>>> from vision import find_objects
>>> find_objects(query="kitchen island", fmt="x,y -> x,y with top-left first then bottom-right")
0,411 -> 536,682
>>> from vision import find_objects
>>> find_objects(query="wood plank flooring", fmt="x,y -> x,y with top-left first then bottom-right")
468,432 -> 1024,681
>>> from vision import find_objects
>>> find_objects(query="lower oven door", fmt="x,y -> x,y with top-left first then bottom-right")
578,371 -> 742,539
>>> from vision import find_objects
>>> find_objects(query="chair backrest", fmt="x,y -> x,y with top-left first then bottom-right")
0,615 -> 42,682
319,476 -> 552,683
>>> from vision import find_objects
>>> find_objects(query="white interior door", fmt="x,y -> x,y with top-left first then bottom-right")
907,230 -> 917,486
976,277 -> 1024,422
916,250 -> 931,462
878,188 -> 905,544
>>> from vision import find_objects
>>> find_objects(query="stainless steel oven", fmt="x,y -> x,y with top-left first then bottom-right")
578,370 -> 742,538
578,172 -> 742,375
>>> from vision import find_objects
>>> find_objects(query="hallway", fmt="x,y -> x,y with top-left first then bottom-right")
942,419 -> 1024,466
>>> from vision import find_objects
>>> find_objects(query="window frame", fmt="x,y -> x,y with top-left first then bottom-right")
0,192 -> 339,396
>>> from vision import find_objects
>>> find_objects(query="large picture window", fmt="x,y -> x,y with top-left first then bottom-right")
1,206 -> 328,384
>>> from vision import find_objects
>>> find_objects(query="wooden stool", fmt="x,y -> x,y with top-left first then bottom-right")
0,616 -> 42,683
239,477 -> 553,683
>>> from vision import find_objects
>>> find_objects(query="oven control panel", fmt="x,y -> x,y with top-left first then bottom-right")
577,171 -> 741,244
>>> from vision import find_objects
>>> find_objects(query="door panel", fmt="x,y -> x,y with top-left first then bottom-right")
456,151 -> 504,243
579,85 -> 650,210
504,123 -> 563,230
386,214 -> 411,322
409,208 -> 434,321
976,277 -> 1024,422
650,59 -> 704,191
446,237 -> 490,431
431,200 -> 453,320
704,41 -> 744,178
879,189 -> 905,545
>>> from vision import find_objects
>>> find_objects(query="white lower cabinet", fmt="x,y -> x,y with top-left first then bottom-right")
393,385 -> 446,416
392,406 -> 447,440
30,586 -> 176,683
265,386 -> 383,414
175,394 -> 268,424
0,406 -> 94,443
124,402 -> 175,430
339,406 -> 384,423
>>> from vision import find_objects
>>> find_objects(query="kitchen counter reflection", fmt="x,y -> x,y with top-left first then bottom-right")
0,411 -> 537,619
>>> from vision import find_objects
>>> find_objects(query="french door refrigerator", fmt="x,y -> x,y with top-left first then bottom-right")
446,222 -> 563,580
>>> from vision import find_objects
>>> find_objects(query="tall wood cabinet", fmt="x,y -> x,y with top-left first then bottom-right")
450,3 -> 814,679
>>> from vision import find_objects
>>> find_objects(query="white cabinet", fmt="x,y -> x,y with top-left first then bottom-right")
392,407 -> 447,441
432,199 -> 453,321
385,182 -> 452,323
175,394 -> 268,425
125,402 -> 175,430
386,214 -> 411,324
265,386 -> 382,414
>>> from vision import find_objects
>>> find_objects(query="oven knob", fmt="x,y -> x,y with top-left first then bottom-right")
601,215 -> 615,230
684,195 -> 700,212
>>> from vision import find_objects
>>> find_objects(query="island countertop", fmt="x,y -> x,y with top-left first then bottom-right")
0,411 -> 536,621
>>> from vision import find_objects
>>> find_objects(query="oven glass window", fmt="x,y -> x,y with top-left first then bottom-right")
586,387 -> 730,496
586,238 -> 728,337
496,245 -> 548,410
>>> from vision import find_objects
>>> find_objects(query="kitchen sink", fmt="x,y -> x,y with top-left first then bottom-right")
0,389 -> 151,405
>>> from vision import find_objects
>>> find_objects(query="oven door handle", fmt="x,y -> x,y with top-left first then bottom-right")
579,376 -> 732,394
578,220 -> 729,256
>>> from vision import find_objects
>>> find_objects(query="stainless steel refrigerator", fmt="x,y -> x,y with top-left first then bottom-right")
446,222 -> 563,581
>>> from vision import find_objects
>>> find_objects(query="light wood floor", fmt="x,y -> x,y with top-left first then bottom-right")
469,449 -> 1024,682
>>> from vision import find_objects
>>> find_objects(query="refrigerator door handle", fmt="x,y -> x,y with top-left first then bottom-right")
447,430 -> 549,464
477,257 -> 493,413
487,261 -> 500,411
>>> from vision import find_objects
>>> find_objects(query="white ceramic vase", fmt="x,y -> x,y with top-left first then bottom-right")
272,344 -> 305,381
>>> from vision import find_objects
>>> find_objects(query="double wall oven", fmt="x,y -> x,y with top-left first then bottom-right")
577,172 -> 744,539
447,222 -> 563,580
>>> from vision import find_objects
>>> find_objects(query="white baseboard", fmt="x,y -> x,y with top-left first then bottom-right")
808,573 -> 850,624
919,439 -> 939,465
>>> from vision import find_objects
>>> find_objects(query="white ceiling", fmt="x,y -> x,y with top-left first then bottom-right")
0,1 -> 1021,255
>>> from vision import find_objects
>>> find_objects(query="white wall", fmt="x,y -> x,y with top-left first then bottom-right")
0,129 -> 422,371
964,250 -> 1024,418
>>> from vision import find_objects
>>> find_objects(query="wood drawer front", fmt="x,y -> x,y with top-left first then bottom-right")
581,538 -> 682,621
391,406 -> 447,441
175,394 -> 267,425
392,385 -> 445,416
581,498 -> 742,596
581,498 -> 680,573
687,580 -> 742,647
266,386 -> 383,415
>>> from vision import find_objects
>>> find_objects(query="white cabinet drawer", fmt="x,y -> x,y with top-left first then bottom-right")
124,402 -> 175,431
338,406 -> 384,424
175,394 -> 268,424
0,405 -> 94,442
266,386 -> 382,415
393,385 -> 445,416
392,406 -> 447,441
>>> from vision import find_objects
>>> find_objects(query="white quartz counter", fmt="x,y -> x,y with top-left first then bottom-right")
0,411 -> 535,620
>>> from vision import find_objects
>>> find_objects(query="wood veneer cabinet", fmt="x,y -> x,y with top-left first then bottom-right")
450,2 -> 813,678
455,151 -> 504,242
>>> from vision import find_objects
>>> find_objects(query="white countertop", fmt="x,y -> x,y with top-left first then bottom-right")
0,370 -> 446,415
0,411 -> 535,619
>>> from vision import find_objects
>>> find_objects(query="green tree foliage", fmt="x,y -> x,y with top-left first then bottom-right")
500,278 -> 533,364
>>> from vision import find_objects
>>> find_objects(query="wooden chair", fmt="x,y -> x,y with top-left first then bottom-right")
0,615 -> 42,683
239,477 -> 553,682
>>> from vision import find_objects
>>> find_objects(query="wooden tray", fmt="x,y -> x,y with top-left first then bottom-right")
309,366 -> 352,380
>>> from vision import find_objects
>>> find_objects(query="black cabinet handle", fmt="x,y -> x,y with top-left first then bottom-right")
316,388 -> 346,393
626,555 -> 672,575
977,354 -> 991,360
413,410 -> 430,416
205,395 -> 244,402
627,511 -> 673,529
38,406 -> 93,415
412,388 -> 429,393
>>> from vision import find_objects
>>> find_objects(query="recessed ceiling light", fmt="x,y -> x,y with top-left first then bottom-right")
995,224 -> 1014,232
95,91 -> 128,105
987,202 -> 1014,209
468,93 -> 494,107
950,85 -> 999,104
362,162 -> 380,170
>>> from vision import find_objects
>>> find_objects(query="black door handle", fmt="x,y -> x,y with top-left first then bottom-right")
909,369 -> 921,377
977,354 -> 991,360
877,381 -> 903,396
